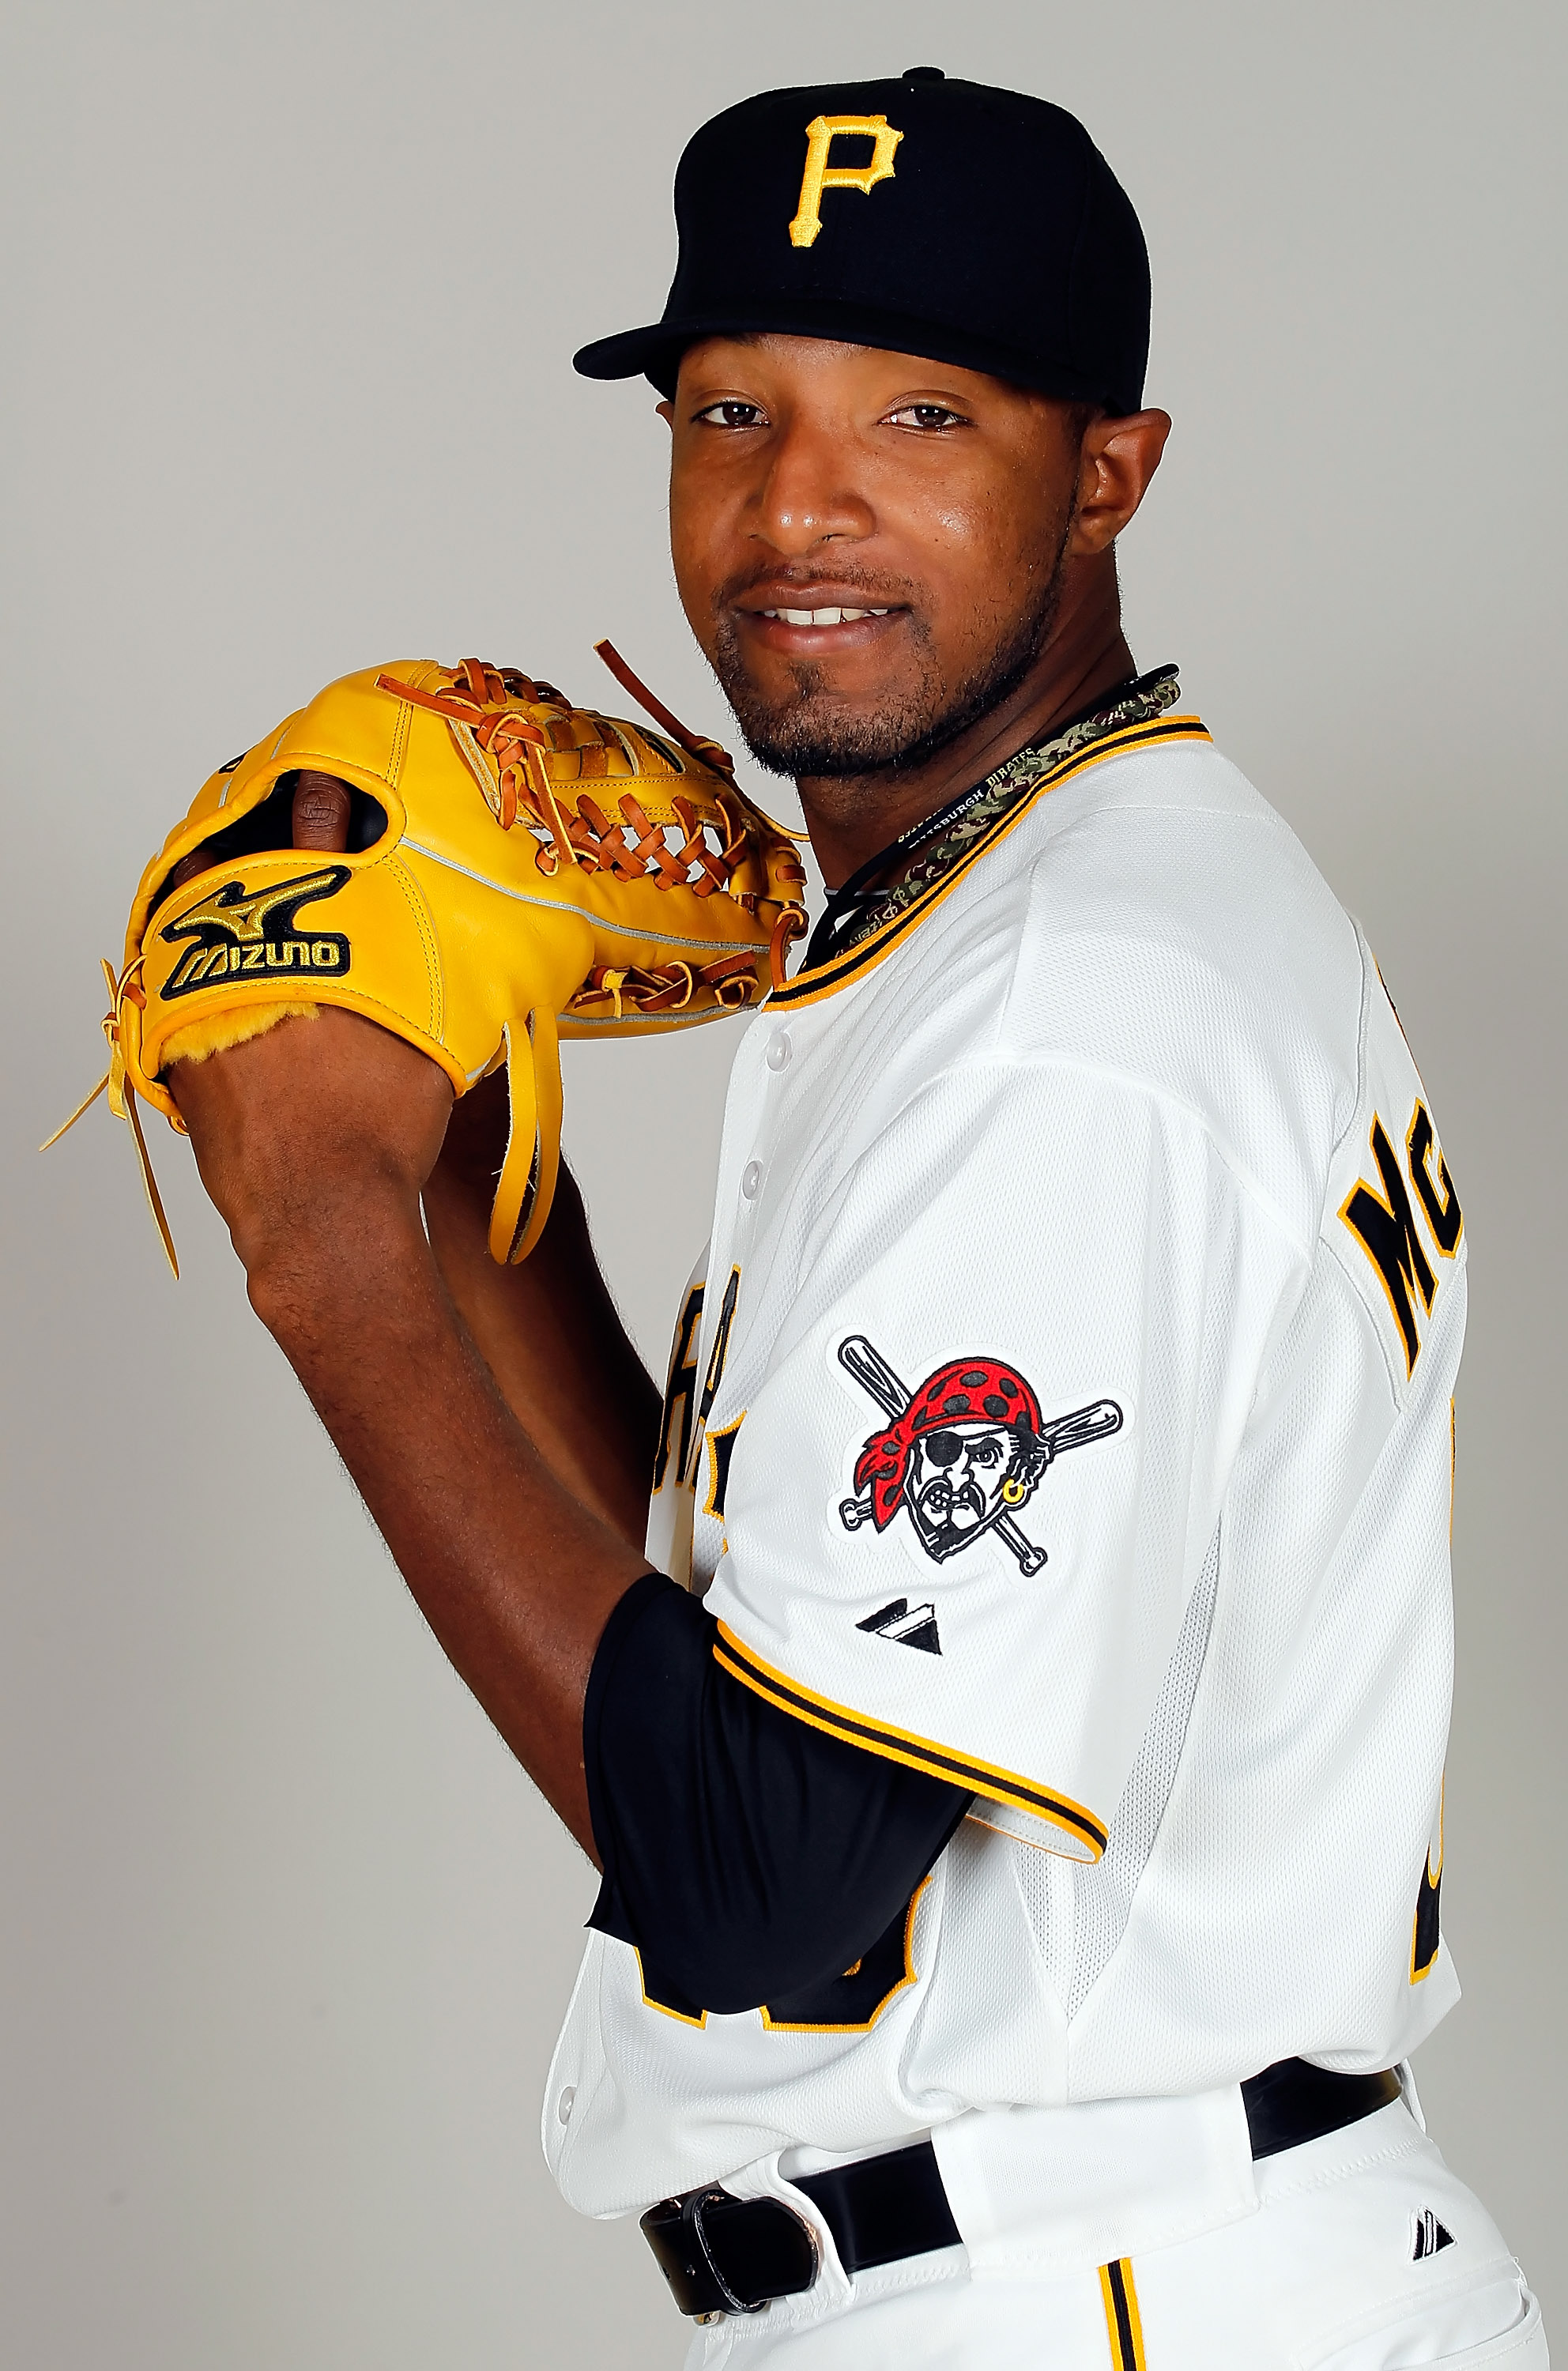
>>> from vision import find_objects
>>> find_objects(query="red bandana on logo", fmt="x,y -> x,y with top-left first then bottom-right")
852,1357 -> 1043,1530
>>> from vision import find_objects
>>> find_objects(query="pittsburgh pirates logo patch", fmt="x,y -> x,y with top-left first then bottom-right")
836,1334 -> 1122,1575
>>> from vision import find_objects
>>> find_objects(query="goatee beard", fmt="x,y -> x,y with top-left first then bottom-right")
707,531 -> 1072,781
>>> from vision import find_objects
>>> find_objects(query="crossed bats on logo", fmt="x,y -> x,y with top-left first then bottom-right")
837,1333 -> 1122,1577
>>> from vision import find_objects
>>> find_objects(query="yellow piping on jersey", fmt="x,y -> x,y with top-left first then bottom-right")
714,1622 -> 1107,1860
769,714 -> 1212,1012
760,1874 -> 932,2034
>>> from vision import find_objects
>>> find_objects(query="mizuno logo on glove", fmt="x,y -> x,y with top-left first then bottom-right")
157,866 -> 352,997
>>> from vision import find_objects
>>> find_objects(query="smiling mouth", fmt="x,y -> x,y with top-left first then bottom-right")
756,605 -> 895,626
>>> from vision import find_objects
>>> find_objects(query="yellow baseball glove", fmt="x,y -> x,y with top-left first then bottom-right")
47,648 -> 807,1273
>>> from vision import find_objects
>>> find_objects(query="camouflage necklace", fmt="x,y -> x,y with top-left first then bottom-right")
801,664 -> 1181,972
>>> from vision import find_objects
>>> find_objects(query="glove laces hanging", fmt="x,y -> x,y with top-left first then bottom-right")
41,956 -> 180,1276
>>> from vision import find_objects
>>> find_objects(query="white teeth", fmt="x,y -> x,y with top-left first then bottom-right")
763,605 -> 891,626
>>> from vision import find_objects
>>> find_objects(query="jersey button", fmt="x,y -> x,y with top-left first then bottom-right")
741,1159 -> 763,1199
766,1031 -> 792,1072
556,2086 -> 576,2125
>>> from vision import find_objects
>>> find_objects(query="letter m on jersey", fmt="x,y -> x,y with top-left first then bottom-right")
1340,1105 -> 1462,1375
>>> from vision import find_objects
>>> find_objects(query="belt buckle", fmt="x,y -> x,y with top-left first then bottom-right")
641,2184 -> 821,2320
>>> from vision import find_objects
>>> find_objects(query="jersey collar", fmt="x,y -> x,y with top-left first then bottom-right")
771,699 -> 1212,1012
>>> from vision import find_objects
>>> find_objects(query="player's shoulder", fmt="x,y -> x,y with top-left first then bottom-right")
994,729 -> 1368,1232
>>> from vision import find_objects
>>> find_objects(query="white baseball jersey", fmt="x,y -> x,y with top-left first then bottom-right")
543,711 -> 1465,2219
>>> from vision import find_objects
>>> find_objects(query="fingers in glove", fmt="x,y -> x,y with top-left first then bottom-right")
168,846 -> 213,891
165,766 -> 352,894
292,771 -> 352,852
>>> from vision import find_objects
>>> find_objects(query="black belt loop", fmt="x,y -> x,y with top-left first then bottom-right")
793,2140 -> 960,2273
641,2056 -> 1405,2320
1240,2057 -> 1401,2158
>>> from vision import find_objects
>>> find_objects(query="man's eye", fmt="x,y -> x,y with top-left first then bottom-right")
887,404 -> 966,430
694,401 -> 768,428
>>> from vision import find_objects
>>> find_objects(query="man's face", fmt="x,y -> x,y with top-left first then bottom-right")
662,336 -> 1091,779
907,1419 -> 1028,1560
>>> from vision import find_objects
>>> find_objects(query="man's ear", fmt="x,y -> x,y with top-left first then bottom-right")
656,399 -> 674,429
1069,410 -> 1172,555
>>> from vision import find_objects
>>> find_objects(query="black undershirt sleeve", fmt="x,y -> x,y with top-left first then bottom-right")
585,1572 -> 971,2019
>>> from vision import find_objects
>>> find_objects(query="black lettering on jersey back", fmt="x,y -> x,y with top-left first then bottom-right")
1407,1103 -> 1464,1255
703,1415 -> 744,1520
1341,1117 -> 1438,1374
1412,1853 -> 1442,1981
653,1284 -> 704,1494
691,1267 -> 741,1484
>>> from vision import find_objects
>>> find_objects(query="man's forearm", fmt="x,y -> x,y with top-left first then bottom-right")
246,1184 -> 647,1856
421,1149 -> 662,1553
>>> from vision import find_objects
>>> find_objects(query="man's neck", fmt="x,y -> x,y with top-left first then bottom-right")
797,605 -> 1136,890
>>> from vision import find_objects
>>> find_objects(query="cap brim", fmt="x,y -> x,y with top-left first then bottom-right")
573,298 -> 1121,411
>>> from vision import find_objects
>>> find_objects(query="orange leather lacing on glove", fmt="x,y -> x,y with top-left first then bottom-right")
374,651 -> 750,881
376,650 -> 807,1012
594,641 -> 808,996
575,950 -> 761,1020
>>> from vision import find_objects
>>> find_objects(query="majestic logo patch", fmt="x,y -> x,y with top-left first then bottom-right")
158,865 -> 352,999
857,1598 -> 942,1655
837,1334 -> 1122,1575
1412,2208 -> 1455,2260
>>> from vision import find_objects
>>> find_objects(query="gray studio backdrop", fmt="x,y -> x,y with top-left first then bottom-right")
3,2 -> 1562,2364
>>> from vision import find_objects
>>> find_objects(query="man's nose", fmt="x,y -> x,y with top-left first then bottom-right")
748,415 -> 875,557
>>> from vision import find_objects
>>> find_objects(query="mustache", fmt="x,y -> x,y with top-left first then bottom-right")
711,559 -> 925,613
917,1476 -> 987,1521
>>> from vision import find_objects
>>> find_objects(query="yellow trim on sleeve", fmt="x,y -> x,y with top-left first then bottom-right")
713,1622 -> 1106,1860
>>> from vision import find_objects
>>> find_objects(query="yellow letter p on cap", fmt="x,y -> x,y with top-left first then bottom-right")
789,115 -> 903,248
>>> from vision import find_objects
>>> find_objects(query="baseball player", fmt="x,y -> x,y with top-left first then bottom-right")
154,69 -> 1544,2369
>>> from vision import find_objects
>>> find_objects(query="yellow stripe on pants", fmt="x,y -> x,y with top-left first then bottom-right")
1099,2258 -> 1148,2370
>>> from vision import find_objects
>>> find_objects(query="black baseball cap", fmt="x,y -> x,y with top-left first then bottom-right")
574,69 -> 1151,417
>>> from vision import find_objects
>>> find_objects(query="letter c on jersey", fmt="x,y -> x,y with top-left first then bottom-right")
789,115 -> 903,247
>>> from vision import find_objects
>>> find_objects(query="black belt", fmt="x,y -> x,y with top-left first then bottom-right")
640,2057 -> 1403,2320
